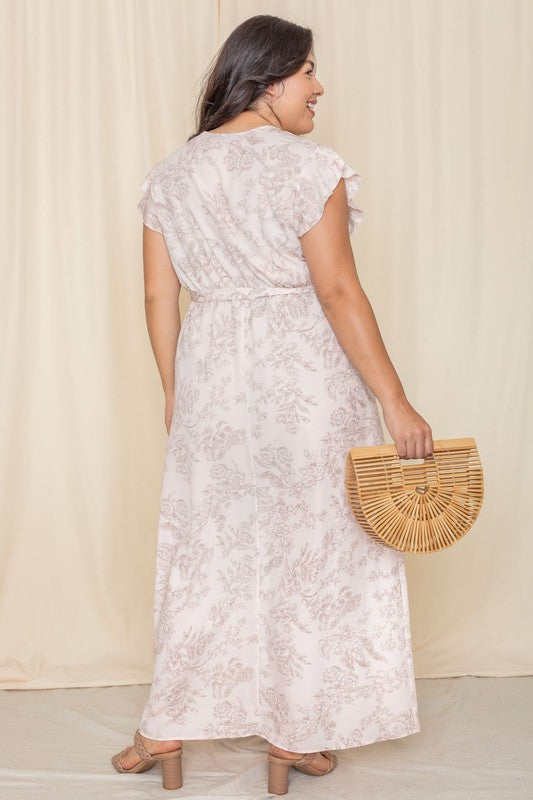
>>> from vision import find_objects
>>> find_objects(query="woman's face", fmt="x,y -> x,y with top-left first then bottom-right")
270,50 -> 324,135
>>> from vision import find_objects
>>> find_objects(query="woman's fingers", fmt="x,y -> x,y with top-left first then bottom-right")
382,397 -> 433,459
402,431 -> 432,460
394,436 -> 433,459
401,430 -> 433,459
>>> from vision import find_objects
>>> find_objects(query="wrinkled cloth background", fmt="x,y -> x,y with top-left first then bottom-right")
0,0 -> 530,691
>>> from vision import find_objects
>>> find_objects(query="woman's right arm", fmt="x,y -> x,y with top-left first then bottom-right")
143,225 -> 182,433
300,178 -> 433,460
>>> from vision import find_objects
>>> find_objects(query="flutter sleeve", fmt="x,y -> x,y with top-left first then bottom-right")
137,162 -> 165,233
293,144 -> 364,237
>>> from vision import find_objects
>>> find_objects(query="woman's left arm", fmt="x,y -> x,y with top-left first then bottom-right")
142,225 -> 181,432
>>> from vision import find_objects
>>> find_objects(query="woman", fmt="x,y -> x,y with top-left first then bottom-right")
112,13 -> 432,795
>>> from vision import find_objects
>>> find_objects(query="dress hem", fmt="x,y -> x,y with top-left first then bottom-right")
137,722 -> 421,752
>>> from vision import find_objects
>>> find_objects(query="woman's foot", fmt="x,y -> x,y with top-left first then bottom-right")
117,733 -> 182,770
268,743 -> 332,773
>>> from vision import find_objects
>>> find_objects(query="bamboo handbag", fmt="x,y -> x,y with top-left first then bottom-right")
345,437 -> 484,553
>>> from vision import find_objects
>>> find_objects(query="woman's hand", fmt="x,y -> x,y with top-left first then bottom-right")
165,393 -> 174,434
382,396 -> 433,459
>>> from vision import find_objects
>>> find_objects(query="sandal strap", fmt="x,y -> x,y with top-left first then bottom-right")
294,752 -> 316,768
133,729 -> 156,761
112,746 -> 132,771
294,750 -> 337,775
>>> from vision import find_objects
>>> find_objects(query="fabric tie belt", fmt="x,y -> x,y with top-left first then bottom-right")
189,285 -> 316,302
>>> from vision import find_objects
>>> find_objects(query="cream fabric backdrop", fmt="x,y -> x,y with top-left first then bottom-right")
0,0 -> 531,690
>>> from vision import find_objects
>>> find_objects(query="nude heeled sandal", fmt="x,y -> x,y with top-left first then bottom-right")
267,749 -> 337,795
111,729 -> 183,790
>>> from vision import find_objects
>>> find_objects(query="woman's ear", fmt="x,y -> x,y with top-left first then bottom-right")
264,80 -> 284,99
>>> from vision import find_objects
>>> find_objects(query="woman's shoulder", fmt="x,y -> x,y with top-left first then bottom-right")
271,131 -> 349,173
272,134 -> 364,236
269,134 -> 355,189
140,144 -> 186,184
299,136 -> 350,168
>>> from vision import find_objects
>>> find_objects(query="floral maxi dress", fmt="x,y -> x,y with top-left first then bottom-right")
136,125 -> 420,751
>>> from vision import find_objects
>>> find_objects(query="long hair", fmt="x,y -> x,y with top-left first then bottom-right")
188,15 -> 313,141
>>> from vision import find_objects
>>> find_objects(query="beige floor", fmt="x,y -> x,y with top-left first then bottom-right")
0,677 -> 531,799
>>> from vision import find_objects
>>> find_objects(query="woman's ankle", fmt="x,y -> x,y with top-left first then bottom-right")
138,733 -> 182,751
268,743 -> 303,758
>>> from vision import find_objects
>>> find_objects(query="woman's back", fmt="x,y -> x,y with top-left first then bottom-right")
138,125 -> 363,295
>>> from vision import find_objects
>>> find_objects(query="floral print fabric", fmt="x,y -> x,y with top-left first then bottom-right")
136,126 -> 420,750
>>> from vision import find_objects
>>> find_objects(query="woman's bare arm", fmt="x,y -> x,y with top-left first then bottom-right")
142,225 -> 181,432
300,179 -> 432,460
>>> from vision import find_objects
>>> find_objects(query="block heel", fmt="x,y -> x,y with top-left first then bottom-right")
267,749 -> 338,795
160,751 -> 183,790
268,756 -> 290,794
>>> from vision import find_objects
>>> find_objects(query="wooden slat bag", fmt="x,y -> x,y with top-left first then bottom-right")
345,437 -> 484,553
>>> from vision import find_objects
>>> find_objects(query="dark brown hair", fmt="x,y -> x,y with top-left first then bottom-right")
188,15 -> 313,141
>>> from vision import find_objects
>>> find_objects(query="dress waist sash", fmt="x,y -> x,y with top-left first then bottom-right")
189,285 -> 315,302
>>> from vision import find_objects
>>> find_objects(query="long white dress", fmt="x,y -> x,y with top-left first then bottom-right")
136,125 -> 420,751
